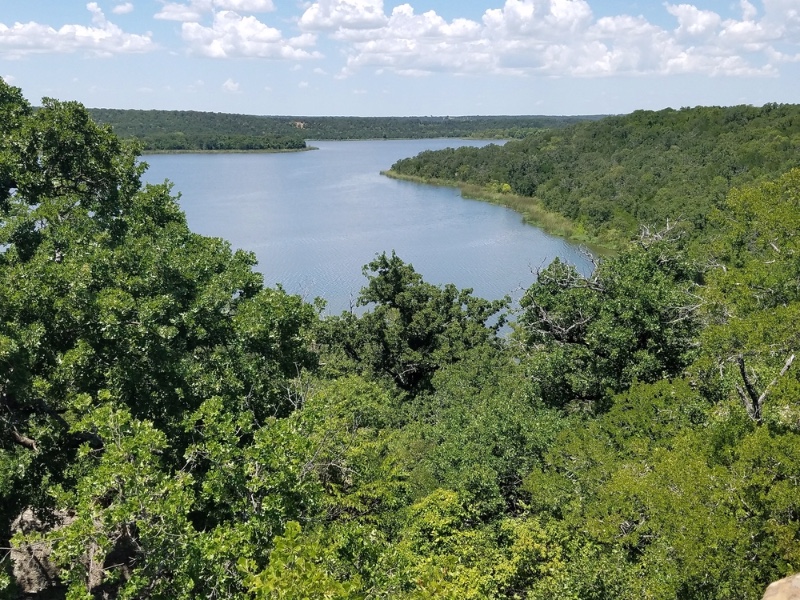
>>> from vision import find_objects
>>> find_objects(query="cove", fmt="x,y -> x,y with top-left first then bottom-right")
141,139 -> 594,315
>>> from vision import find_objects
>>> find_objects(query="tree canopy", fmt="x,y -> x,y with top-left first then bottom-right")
88,109 -> 598,151
2,80 -> 799,599
388,103 -> 800,248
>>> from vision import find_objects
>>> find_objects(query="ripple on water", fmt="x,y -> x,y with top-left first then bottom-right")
142,140 -> 594,314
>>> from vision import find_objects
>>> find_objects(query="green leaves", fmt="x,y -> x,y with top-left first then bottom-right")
240,521 -> 363,599
4,76 -> 800,599
322,251 -> 507,393
518,235 -> 703,410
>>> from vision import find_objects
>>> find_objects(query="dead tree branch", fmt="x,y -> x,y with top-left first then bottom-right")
736,353 -> 795,423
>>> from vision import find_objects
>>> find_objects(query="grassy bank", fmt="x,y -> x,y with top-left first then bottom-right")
381,170 -> 622,254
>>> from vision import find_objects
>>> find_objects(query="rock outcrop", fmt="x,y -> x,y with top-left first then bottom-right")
763,574 -> 800,600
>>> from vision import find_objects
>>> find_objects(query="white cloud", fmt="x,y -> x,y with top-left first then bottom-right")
182,10 -> 321,59
155,1 -> 208,22
339,4 -> 489,76
327,0 -> 797,79
222,77 -> 240,92
666,4 -> 722,38
2,74 -> 15,84
215,0 -> 275,11
483,0 -> 593,38
0,2 -> 154,58
113,2 -> 135,15
741,0 -> 759,22
299,0 -> 388,31
155,0 -> 274,21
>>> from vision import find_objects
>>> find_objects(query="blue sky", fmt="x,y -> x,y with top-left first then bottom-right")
1,0 -> 799,116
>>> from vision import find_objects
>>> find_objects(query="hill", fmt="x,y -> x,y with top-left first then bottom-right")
387,103 -> 800,248
3,82 -> 799,598
88,108 -> 600,151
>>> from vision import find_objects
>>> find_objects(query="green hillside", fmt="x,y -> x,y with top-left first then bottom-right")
88,108 -> 599,151
388,103 -> 800,248
2,82 -> 799,598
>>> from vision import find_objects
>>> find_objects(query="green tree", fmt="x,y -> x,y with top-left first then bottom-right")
320,251 -> 507,394
698,169 -> 800,426
0,79 -> 320,597
517,230 -> 703,410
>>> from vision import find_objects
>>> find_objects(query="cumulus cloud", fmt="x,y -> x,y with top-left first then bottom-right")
666,4 -> 722,38
483,0 -> 593,38
0,2 -> 154,58
339,4 -> 489,76
215,0 -> 275,11
182,10 -> 321,59
299,0 -> 388,31
222,77 -> 240,92
142,0 -> 800,79
155,2 -> 205,21
326,0 -> 797,79
155,0 -> 275,21
113,2 -> 135,15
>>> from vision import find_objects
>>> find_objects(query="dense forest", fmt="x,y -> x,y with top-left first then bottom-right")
2,80 -> 799,599
388,103 -> 800,248
88,108 -> 597,151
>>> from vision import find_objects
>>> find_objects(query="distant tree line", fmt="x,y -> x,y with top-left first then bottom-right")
88,108 -> 599,151
388,103 -> 800,247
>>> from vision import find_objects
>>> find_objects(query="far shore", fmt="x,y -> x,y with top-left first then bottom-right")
140,146 -> 317,155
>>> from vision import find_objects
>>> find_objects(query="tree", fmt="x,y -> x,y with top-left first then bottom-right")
0,79 -> 320,596
320,251 -> 507,394
698,169 -> 800,426
517,227 -> 703,410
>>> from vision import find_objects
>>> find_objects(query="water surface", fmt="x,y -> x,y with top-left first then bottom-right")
142,140 -> 593,314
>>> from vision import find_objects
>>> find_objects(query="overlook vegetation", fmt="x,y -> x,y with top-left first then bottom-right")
388,103 -> 800,249
1,81 -> 799,599
88,108 -> 597,152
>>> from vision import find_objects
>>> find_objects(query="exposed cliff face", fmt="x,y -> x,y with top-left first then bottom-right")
763,574 -> 800,600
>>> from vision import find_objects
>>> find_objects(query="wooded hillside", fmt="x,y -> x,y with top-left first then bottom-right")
2,82 -> 798,599
388,103 -> 800,248
88,108 -> 598,151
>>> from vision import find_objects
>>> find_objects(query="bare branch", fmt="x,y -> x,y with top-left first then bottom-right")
10,428 -> 38,452
736,353 -> 795,423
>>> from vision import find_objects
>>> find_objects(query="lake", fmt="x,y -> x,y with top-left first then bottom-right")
141,139 -> 593,315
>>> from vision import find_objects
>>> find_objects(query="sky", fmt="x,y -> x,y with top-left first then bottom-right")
1,0 -> 799,116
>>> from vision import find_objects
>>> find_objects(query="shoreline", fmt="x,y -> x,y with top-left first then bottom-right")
140,146 -> 317,155
381,170 -> 620,254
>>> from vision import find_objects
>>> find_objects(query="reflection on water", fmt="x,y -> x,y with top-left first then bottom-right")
142,139 -> 593,315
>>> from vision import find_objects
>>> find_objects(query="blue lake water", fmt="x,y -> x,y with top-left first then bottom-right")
142,139 -> 593,314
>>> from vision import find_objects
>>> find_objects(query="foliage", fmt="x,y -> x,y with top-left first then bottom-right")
89,109 -> 597,151
0,80 -> 319,598
319,251 -> 507,394
3,80 -> 800,599
389,103 -> 800,246
516,231 -> 704,410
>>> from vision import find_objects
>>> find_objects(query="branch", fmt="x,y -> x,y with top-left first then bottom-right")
10,427 -> 38,452
736,353 -> 795,423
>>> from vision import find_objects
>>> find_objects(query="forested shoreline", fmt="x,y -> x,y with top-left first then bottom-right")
2,82 -> 800,598
88,108 -> 599,152
388,103 -> 800,249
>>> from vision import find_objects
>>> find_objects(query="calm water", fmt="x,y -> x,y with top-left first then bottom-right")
142,139 -> 593,314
